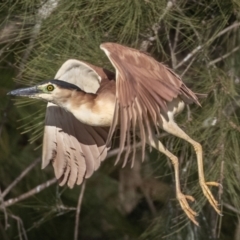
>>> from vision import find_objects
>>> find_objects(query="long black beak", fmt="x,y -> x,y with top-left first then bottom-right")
7,86 -> 40,97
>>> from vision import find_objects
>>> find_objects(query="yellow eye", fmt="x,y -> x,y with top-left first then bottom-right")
47,84 -> 54,91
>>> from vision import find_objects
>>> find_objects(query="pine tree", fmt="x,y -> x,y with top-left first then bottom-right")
0,0 -> 240,239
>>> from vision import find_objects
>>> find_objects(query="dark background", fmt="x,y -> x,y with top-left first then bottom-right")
0,0 -> 240,239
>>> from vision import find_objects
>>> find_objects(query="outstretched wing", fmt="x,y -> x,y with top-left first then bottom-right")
42,59 -> 113,188
100,42 -> 200,166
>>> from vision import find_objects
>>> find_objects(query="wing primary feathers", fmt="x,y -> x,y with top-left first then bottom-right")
83,126 -> 109,170
53,129 -> 67,179
59,160 -> 71,186
101,42 -> 200,168
106,101 -> 119,148
131,101 -> 137,168
122,106 -> 132,168
135,98 -> 146,161
115,105 -> 127,165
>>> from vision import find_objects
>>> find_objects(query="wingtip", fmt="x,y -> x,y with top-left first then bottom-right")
67,181 -> 75,189
41,158 -> 50,169
100,42 -> 110,47
100,43 -> 106,50
100,42 -> 114,51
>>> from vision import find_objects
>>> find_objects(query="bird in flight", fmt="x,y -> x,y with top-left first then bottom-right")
8,42 -> 220,225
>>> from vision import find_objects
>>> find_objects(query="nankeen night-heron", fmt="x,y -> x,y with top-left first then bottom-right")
8,42 -> 220,225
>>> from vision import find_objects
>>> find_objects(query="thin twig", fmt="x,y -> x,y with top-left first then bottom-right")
55,205 -> 77,212
8,213 -> 28,240
180,56 -> 197,78
140,186 -> 157,216
158,1 -> 173,23
3,178 -> 57,207
140,26 -> 159,52
175,22 -> 240,70
222,98 -> 240,133
214,22 -> 240,39
175,4 -> 201,42
234,217 -> 240,240
2,158 -> 41,198
223,203 -> 240,215
74,181 -> 86,240
17,0 -> 60,80
0,188 -> 9,230
172,22 -> 180,53
140,1 -> 173,52
0,102 -> 11,140
0,222 -> 10,240
217,160 -> 224,238
208,46 -> 240,66
166,26 -> 177,69
175,45 -> 202,70
218,161 -> 224,200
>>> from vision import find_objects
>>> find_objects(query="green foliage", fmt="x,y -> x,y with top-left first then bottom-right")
1,0 -> 240,239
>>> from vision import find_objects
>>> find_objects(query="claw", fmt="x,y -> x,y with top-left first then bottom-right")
177,193 -> 199,225
185,195 -> 195,202
200,181 -> 221,215
206,181 -> 221,187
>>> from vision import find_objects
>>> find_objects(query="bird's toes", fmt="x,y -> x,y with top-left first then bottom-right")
201,182 -> 221,214
177,193 -> 199,225
185,195 -> 195,202
206,181 -> 221,188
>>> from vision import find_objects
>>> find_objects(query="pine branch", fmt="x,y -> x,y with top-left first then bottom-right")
176,22 -> 240,70
2,158 -> 41,198
74,181 -> 86,240
17,0 -> 60,80
208,46 -> 240,66
3,178 -> 57,207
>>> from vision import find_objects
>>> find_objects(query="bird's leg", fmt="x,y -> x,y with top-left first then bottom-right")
160,118 -> 221,215
148,135 -> 199,225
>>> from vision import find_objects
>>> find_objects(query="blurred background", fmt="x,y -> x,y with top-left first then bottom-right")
0,0 -> 240,239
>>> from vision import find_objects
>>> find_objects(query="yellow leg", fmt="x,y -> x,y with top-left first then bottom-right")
160,118 -> 220,215
148,136 -> 199,225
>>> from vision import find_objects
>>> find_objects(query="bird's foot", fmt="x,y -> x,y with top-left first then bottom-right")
177,192 -> 199,226
200,181 -> 221,215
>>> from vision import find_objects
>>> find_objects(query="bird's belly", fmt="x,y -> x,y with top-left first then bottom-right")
168,98 -> 185,116
161,98 -> 185,121
72,102 -> 115,127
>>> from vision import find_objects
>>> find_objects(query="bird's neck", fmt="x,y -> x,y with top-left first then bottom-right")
57,89 -> 95,110
59,90 -> 115,127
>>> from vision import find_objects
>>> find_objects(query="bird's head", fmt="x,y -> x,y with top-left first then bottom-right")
7,80 -> 81,106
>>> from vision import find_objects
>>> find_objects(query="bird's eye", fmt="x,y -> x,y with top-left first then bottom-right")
47,84 -> 54,91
